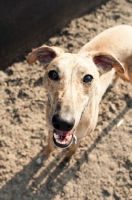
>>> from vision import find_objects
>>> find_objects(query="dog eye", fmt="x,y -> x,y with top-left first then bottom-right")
83,75 -> 93,83
48,70 -> 59,81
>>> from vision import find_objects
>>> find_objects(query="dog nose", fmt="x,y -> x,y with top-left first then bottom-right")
52,114 -> 75,132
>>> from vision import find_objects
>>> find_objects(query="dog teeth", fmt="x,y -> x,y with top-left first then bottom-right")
54,132 -> 59,139
54,134 -> 72,145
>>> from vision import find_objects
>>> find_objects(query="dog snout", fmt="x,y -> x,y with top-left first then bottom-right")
52,114 -> 75,132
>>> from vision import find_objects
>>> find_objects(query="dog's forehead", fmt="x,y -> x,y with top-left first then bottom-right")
50,53 -> 96,73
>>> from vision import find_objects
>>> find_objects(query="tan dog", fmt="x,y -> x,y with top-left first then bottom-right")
27,25 -> 132,159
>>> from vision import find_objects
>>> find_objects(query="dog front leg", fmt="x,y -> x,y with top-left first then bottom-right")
43,131 -> 54,157
65,138 -> 84,160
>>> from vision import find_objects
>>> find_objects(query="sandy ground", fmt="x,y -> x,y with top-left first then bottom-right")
0,0 -> 132,199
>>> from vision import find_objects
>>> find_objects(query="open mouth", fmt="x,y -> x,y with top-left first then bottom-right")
53,129 -> 73,148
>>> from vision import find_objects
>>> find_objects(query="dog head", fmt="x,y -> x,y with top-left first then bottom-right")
27,46 -> 124,148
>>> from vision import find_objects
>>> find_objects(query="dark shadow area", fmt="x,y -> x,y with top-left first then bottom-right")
0,0 -> 107,70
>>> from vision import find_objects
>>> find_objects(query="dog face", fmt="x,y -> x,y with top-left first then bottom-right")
27,46 -> 124,148
44,53 -> 100,148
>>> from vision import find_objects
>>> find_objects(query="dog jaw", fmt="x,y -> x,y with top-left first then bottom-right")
53,129 -> 74,148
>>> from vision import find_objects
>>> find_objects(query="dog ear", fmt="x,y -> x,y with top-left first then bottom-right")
93,53 -> 125,75
27,46 -> 64,64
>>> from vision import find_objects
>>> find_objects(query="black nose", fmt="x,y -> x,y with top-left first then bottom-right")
52,114 -> 75,132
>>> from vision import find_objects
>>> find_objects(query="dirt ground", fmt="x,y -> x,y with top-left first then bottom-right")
0,0 -> 132,199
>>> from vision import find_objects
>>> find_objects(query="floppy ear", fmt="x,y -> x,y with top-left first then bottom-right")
93,53 -> 125,75
27,46 -> 64,64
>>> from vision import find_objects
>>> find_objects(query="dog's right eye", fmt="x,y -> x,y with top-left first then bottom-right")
48,70 -> 59,81
83,74 -> 93,83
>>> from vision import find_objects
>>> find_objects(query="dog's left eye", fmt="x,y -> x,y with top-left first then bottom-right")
83,75 -> 93,83
48,70 -> 59,81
